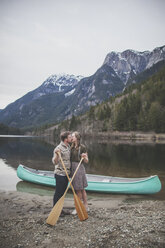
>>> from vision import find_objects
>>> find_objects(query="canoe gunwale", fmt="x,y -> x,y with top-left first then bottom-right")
18,164 -> 159,184
18,164 -> 54,180
17,165 -> 161,194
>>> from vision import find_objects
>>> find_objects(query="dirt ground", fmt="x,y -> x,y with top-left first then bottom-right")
0,190 -> 165,248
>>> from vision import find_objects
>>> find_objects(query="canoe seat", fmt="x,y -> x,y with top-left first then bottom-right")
102,179 -> 111,182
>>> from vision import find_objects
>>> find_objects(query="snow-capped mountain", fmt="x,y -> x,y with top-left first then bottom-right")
42,74 -> 83,90
31,73 -> 83,100
0,74 -> 83,128
0,45 -> 164,129
103,45 -> 165,84
70,64 -> 124,116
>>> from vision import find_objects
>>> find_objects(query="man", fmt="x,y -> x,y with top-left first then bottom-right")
52,131 -> 72,215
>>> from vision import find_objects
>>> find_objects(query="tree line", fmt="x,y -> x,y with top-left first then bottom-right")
0,123 -> 23,135
34,64 -> 165,136
87,65 -> 165,133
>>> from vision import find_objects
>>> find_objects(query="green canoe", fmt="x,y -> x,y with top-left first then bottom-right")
17,165 -> 161,194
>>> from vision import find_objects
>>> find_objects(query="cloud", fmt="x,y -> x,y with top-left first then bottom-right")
0,0 -> 165,109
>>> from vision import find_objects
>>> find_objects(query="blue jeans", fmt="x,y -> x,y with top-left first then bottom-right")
53,174 -> 68,206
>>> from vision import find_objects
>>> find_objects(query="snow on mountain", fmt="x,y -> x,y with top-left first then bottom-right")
43,73 -> 83,88
32,73 -> 83,100
0,45 -> 164,129
65,88 -> 76,97
103,45 -> 165,84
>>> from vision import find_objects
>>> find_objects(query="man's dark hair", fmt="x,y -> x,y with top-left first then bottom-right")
60,131 -> 71,141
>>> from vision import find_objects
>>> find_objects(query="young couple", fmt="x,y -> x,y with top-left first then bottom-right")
52,131 -> 89,216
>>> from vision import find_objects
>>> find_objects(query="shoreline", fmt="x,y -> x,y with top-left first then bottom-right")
0,190 -> 165,248
2,131 -> 165,144
34,130 -> 165,145
83,131 -> 165,142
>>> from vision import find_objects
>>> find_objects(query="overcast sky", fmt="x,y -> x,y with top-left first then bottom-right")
0,0 -> 165,109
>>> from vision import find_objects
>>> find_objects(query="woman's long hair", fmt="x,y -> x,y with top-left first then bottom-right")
71,131 -> 81,148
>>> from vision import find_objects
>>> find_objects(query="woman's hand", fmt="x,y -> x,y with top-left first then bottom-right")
81,153 -> 88,163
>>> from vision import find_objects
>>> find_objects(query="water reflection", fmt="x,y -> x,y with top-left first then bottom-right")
0,158 -> 20,190
85,141 -> 165,177
0,136 -> 53,170
0,136 -> 165,199
16,181 -> 55,197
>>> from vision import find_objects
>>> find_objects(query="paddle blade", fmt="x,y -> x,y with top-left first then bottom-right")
74,194 -> 88,221
46,195 -> 65,226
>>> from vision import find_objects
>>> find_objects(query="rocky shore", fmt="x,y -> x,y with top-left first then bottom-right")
0,190 -> 165,248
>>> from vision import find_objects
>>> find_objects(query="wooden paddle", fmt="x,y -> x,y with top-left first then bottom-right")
58,152 -> 88,221
46,156 -> 87,225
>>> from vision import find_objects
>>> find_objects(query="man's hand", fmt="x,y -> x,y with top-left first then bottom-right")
52,149 -> 61,164
55,149 -> 61,155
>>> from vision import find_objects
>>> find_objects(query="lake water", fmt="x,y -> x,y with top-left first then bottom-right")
0,135 -> 164,200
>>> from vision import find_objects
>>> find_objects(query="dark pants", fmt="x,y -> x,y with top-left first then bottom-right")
53,174 -> 68,206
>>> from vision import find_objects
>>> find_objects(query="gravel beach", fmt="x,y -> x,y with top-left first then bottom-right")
0,190 -> 165,248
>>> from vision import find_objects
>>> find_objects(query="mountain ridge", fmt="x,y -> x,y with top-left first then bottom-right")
103,45 -> 165,84
48,63 -> 165,136
0,45 -> 165,129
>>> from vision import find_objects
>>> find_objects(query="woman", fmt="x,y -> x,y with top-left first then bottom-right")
71,131 -> 89,213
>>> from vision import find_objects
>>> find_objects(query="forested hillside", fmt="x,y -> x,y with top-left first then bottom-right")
1,46 -> 165,129
113,65 -> 165,132
49,64 -> 165,136
0,123 -> 23,135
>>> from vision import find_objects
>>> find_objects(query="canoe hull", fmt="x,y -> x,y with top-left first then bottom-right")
17,165 -> 161,194
86,177 -> 161,194
17,165 -> 56,187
